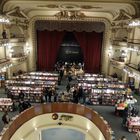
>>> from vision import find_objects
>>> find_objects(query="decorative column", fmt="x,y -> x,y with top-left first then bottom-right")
27,19 -> 36,71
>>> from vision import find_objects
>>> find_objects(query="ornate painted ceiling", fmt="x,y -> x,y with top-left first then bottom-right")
0,0 -> 140,21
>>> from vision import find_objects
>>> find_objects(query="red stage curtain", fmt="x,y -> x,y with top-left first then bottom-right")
37,30 -> 65,71
74,31 -> 103,73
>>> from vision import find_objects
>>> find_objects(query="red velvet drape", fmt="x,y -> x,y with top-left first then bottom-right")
37,30 -> 102,73
74,31 -> 103,73
37,30 -> 65,71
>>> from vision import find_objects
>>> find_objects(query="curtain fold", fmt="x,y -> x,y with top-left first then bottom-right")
37,30 -> 103,73
37,30 -> 65,71
74,31 -> 103,73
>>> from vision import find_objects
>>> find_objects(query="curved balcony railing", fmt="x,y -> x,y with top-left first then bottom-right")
0,58 -> 10,64
128,39 -> 140,44
110,58 -> 125,70
0,103 -> 113,140
126,63 -> 138,71
9,37 -> 25,42
112,39 -> 127,46
10,55 -> 28,63
0,58 -> 11,69
110,58 -> 125,63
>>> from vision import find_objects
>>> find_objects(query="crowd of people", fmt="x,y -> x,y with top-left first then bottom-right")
115,95 -> 139,126
41,83 -> 89,104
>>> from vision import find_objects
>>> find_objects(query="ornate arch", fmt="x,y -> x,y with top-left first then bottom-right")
28,16 -> 111,74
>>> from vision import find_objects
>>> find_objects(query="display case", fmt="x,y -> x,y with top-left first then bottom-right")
8,72 -> 58,81
0,98 -> 13,111
90,88 -> 125,105
127,117 -> 140,132
77,74 -> 119,83
5,72 -> 59,103
28,72 -> 59,77
7,86 -> 43,102
5,80 -> 56,87
77,74 -> 127,105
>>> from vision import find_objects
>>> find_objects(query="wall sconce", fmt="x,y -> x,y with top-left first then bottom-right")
108,46 -> 112,58
34,127 -> 38,131
0,40 -> 10,47
7,43 -> 12,49
0,63 -> 13,72
121,50 -> 127,57
24,47 -> 30,55
25,42 -> 29,47
24,42 -> 30,55
120,50 -> 127,62
123,66 -> 140,80
8,47 -> 14,58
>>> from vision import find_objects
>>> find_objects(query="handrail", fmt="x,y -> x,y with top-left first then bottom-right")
0,59 -> 10,64
0,103 -> 113,140
126,63 -> 138,71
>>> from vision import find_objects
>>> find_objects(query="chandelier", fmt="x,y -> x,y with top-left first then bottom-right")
129,19 -> 140,27
0,39 -> 10,47
0,9 -> 10,24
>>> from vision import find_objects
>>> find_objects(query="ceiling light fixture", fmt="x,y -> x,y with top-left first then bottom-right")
0,15 -> 10,24
0,9 -> 10,24
129,20 -> 140,27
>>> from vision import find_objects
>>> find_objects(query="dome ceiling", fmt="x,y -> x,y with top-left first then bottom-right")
0,0 -> 140,21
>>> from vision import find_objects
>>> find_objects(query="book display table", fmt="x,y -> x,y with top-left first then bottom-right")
0,98 -> 13,111
5,72 -> 59,103
127,117 -> 140,132
77,74 -> 127,105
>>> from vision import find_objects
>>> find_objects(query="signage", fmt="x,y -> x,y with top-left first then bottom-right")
52,113 -> 73,121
